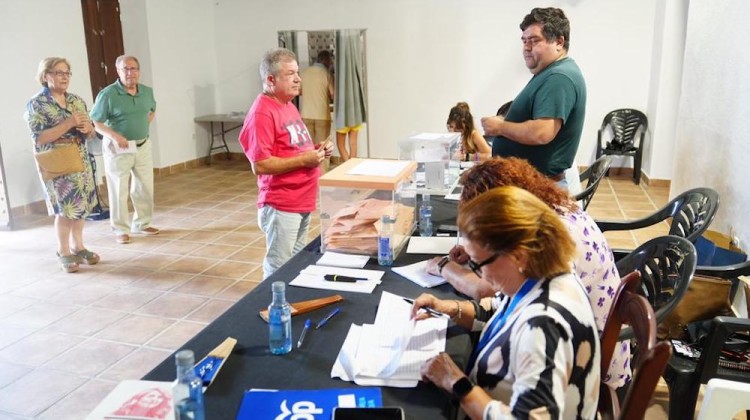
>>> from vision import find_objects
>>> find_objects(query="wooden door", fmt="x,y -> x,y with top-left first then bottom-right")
80,0 -> 124,98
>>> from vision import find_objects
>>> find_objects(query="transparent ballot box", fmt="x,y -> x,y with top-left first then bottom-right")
318,158 -> 417,256
398,132 -> 461,193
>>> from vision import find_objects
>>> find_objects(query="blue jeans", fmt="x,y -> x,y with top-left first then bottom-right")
258,205 -> 311,279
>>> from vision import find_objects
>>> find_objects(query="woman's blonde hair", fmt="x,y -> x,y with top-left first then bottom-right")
36,57 -> 70,87
457,186 -> 576,280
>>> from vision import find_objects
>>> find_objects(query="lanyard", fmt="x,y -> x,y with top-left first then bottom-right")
467,279 -> 538,372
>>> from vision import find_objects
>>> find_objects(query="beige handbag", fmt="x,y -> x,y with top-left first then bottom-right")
34,143 -> 84,181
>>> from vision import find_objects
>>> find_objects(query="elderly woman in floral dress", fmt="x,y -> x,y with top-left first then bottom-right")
25,57 -> 100,273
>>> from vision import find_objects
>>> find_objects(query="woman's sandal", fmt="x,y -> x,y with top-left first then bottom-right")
73,248 -> 100,265
57,252 -> 80,273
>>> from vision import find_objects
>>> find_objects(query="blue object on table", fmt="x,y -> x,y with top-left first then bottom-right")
316,307 -> 341,329
236,388 -> 383,420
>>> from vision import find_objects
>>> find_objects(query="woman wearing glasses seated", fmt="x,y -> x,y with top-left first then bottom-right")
411,186 -> 599,419
427,157 -> 628,390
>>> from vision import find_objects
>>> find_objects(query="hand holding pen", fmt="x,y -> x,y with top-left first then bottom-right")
406,295 -> 452,321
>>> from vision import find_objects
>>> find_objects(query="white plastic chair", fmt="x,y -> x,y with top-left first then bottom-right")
696,378 -> 750,420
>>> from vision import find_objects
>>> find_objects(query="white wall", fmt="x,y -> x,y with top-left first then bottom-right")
0,0 -> 94,210
673,1 -> 750,247
0,0 -> 658,209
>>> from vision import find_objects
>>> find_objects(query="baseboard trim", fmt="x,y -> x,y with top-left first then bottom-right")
577,166 -> 670,189
12,153 -> 249,218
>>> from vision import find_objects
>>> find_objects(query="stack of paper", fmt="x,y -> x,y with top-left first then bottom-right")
331,291 -> 447,387
316,251 -> 370,268
392,260 -> 447,288
323,199 -> 414,254
290,265 -> 384,294
406,236 -> 458,255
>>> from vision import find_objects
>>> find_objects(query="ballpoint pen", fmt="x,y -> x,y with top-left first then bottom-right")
297,319 -> 311,348
323,274 -> 367,282
315,307 -> 341,329
403,297 -> 451,319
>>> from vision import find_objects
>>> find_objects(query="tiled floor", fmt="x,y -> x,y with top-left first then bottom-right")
0,161 -> 674,419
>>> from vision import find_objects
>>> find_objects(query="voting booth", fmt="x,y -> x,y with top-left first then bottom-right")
398,132 -> 461,193
318,158 -> 417,256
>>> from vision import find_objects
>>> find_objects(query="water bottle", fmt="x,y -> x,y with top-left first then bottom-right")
173,350 -> 205,420
419,194 -> 433,237
378,214 -> 394,266
268,281 -> 292,355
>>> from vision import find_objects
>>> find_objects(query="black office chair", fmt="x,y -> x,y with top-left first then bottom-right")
662,260 -> 750,420
574,155 -> 613,210
596,109 -> 648,185
597,187 -> 719,261
614,235 -> 697,340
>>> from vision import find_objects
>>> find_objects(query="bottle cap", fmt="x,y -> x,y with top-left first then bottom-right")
272,281 -> 285,293
175,349 -> 195,365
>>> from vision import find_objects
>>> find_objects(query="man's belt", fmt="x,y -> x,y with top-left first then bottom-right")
549,172 -> 565,182
133,137 -> 149,148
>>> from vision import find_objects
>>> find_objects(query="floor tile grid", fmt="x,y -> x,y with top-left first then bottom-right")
0,162 -> 674,419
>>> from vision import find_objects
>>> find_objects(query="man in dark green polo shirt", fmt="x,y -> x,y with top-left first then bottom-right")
481,7 -> 586,190
91,55 -> 158,244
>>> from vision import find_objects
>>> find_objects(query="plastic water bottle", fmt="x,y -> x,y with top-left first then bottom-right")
419,194 -> 433,237
378,214 -> 394,266
268,281 -> 292,355
173,350 -> 205,420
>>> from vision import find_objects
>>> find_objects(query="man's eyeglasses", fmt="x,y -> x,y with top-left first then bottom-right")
467,253 -> 500,277
118,67 -> 140,73
49,71 -> 72,78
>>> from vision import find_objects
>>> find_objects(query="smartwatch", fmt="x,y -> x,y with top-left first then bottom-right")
437,256 -> 450,275
452,376 -> 474,401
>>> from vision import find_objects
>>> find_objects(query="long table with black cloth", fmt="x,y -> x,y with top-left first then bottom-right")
143,196 -> 471,419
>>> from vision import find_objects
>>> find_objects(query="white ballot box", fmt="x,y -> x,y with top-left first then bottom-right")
398,132 -> 460,193
318,158 -> 417,257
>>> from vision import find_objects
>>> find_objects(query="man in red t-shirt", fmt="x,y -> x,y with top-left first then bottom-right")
239,48 -> 333,278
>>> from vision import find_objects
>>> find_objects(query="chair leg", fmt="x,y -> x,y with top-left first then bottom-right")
665,375 -> 701,420
634,152 -> 642,185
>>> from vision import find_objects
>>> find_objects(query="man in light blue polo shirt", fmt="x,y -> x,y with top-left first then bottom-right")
91,55 -> 158,244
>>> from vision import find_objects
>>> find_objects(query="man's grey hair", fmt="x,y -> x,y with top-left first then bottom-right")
260,48 -> 297,81
115,55 -> 140,69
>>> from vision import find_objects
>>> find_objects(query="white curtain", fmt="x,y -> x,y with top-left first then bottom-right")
334,29 -> 367,130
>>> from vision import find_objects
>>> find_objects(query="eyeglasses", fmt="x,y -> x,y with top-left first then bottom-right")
49,71 -> 72,78
118,67 -> 140,73
467,253 -> 500,277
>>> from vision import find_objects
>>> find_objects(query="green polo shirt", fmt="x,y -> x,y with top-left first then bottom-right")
90,79 -> 156,140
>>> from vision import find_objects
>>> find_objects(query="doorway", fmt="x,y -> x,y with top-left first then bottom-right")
278,29 -> 370,159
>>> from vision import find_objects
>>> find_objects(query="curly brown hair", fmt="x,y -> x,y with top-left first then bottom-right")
458,186 -> 576,281
459,157 -> 577,212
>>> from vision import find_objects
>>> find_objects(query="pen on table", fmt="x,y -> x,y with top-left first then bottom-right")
297,319 -> 311,348
323,274 -> 367,282
403,297 -> 451,319
315,307 -> 341,329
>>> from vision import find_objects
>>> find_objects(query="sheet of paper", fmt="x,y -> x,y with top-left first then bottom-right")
106,137 -> 137,155
316,252 -> 370,269
406,236 -> 457,255
331,291 -> 447,388
289,265 -> 383,294
443,176 -> 463,201
347,160 -> 411,177
392,260 -> 447,288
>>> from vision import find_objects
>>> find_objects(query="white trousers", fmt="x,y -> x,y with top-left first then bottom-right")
102,138 -> 155,234
258,205 -> 311,279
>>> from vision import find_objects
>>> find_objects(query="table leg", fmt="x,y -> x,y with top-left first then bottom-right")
206,121 -> 215,165
220,122 -> 231,161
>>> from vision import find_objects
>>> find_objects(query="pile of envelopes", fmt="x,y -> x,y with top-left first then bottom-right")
324,198 -> 414,254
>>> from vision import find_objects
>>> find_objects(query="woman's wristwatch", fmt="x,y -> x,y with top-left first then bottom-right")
437,256 -> 450,275
452,376 -> 475,401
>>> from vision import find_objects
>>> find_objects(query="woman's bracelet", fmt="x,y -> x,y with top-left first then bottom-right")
452,300 -> 462,321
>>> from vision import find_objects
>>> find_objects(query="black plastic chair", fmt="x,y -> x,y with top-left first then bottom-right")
596,109 -> 648,184
662,260 -> 750,420
597,187 -> 719,260
614,235 -> 697,340
574,155 -> 613,210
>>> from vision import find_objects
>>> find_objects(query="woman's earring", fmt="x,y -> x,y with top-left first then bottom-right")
518,266 -> 524,274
